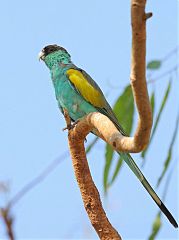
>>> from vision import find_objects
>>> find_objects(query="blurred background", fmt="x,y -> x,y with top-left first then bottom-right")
0,0 -> 178,239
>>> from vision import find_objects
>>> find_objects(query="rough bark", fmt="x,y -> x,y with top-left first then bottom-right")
66,112 -> 121,239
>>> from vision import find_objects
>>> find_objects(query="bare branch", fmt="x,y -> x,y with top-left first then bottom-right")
9,153 -> 68,207
148,65 -> 178,84
65,112 -> 148,153
64,112 -> 121,240
130,0 -> 153,151
0,153 -> 68,240
0,207 -> 14,240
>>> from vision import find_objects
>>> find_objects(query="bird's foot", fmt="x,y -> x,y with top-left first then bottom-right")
62,124 -> 72,131
62,120 -> 80,131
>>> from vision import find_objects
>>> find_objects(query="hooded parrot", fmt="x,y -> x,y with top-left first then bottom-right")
39,44 -> 178,228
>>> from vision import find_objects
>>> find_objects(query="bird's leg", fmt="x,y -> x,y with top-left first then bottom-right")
71,120 -> 80,128
62,110 -> 87,141
62,109 -> 72,131
63,119 -> 80,131
62,109 -> 81,131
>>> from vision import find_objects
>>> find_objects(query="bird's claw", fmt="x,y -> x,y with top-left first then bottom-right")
62,124 -> 72,131
62,120 -> 80,131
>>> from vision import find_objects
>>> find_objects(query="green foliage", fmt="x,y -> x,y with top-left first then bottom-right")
104,144 -> 114,192
147,60 -> 162,70
113,85 -> 134,134
108,156 -> 123,187
151,81 -> 171,139
148,212 -> 162,240
103,85 -> 134,192
86,136 -> 99,154
149,164 -> 176,239
156,115 -> 179,187
150,91 -> 155,115
141,81 -> 171,161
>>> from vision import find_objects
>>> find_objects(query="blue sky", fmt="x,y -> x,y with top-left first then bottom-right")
0,0 -> 178,239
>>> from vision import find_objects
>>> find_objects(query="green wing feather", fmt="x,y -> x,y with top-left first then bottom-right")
66,67 -> 127,135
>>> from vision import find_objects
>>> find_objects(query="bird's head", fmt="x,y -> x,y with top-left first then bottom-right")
39,44 -> 71,69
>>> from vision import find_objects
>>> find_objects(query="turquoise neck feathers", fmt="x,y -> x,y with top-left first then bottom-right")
44,50 -> 71,70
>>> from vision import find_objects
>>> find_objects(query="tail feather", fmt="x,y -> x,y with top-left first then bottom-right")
120,152 -> 178,228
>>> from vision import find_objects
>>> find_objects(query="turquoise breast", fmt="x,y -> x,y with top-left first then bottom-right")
51,65 -> 96,121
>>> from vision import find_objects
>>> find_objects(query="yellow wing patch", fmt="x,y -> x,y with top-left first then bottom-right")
66,69 -> 105,108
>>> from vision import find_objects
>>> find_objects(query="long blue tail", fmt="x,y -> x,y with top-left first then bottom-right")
119,152 -> 178,228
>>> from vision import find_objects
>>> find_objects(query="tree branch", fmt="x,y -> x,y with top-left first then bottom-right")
0,207 -> 14,240
64,0 -> 152,239
64,111 -> 121,240
130,0 -> 153,151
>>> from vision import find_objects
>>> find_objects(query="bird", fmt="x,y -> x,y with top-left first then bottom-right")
39,44 -> 178,228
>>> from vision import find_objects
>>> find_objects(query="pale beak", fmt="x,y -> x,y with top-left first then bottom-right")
38,51 -> 45,61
